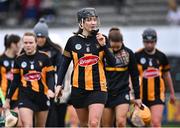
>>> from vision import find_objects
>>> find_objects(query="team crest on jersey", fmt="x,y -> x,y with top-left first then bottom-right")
21,61 -> 27,68
143,68 -> 160,78
75,44 -> 82,50
140,57 -> 146,64
3,60 -> 9,67
24,72 -> 41,81
116,50 -> 129,66
78,55 -> 99,67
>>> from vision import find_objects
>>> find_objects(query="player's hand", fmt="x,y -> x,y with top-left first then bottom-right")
134,99 -> 142,108
55,85 -> 63,98
170,93 -> 176,105
3,99 -> 10,109
47,89 -> 55,99
96,33 -> 106,46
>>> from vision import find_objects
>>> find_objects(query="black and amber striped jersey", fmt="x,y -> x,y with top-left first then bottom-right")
135,48 -> 170,102
105,44 -> 140,99
0,54 -> 18,100
57,34 -> 116,92
7,50 -> 54,99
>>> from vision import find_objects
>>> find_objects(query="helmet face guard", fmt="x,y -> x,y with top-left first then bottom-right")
142,28 -> 157,42
77,8 -> 100,31
77,8 -> 98,23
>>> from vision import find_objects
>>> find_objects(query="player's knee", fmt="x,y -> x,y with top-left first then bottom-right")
151,118 -> 161,127
22,123 -> 33,127
116,117 -> 126,127
22,120 -> 33,127
88,119 -> 99,127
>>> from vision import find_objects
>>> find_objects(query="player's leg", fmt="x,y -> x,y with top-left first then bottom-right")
88,103 -> 105,127
66,105 -> 79,127
150,104 -> 164,127
35,110 -> 48,127
75,108 -> 88,127
101,108 -> 114,127
19,107 -> 33,127
115,103 -> 129,127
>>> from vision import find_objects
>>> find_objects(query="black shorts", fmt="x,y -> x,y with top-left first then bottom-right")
142,99 -> 165,107
105,92 -> 130,108
68,87 -> 108,108
18,89 -> 50,112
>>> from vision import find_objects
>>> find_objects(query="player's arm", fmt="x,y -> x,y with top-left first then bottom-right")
55,38 -> 72,98
163,71 -> 175,104
6,61 -> 20,100
56,38 -> 72,87
162,54 -> 175,104
54,50 -> 63,73
128,50 -> 141,106
44,56 -> 55,91
43,56 -> 56,99
96,34 -> 116,66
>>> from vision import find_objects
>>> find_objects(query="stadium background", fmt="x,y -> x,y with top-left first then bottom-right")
0,0 -> 180,126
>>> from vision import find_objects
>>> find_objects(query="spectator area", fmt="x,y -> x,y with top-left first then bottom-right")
0,0 -> 171,28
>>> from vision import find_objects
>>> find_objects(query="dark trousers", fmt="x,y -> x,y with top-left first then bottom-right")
46,103 -> 68,127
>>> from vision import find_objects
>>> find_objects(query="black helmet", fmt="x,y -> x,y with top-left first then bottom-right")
77,8 -> 98,23
142,28 -> 157,42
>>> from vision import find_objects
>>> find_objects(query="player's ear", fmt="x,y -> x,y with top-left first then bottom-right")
79,19 -> 84,29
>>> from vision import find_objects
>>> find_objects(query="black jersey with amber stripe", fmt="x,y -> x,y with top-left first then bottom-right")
7,50 -> 54,99
57,34 -> 116,92
0,54 -> 18,100
105,44 -> 140,99
135,48 -> 170,102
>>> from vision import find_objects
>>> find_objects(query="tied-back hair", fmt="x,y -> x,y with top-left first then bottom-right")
108,27 -> 123,42
4,34 -> 20,50
73,27 -> 83,35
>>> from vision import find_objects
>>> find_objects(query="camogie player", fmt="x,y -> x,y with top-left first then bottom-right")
55,8 -> 117,127
4,32 -> 55,127
0,34 -> 21,126
102,27 -> 141,127
135,28 -> 175,127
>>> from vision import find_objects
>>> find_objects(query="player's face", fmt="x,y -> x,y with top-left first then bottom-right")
143,40 -> 156,52
110,41 -> 122,52
37,36 -> 46,47
83,16 -> 98,33
23,36 -> 37,55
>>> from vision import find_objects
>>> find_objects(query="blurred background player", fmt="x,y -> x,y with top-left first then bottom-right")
135,28 -> 176,127
101,27 -> 141,127
33,18 -> 69,127
55,7 -> 116,127
0,34 -> 21,126
4,32 -> 55,127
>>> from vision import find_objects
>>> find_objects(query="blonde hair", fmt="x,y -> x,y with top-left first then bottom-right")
23,32 -> 37,42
